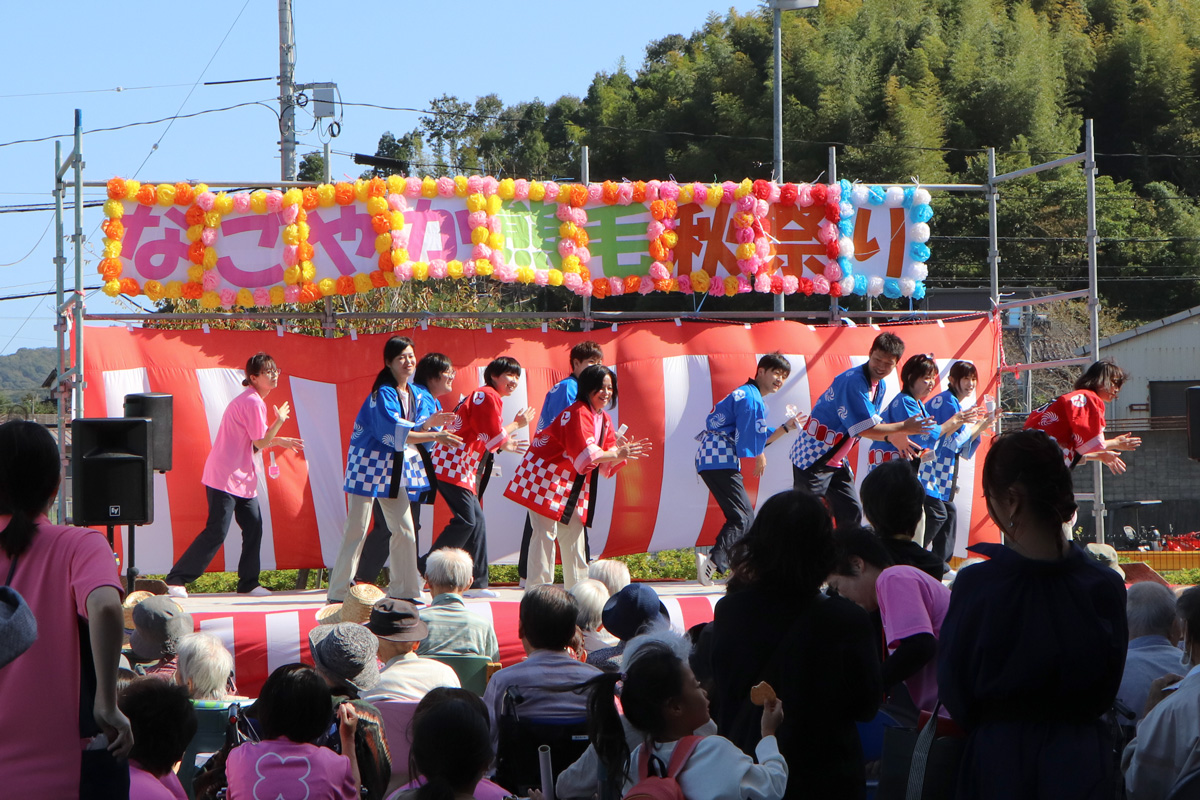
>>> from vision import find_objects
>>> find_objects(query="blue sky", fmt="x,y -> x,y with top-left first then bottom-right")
0,0 -> 762,357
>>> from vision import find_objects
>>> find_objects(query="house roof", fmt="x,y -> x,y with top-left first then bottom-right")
1075,303 -> 1200,355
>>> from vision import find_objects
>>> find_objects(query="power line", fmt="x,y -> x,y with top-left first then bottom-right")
0,216 -> 54,267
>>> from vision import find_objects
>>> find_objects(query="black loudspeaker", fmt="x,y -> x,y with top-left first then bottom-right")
124,393 -> 173,472
71,418 -> 153,526
1188,387 -> 1200,461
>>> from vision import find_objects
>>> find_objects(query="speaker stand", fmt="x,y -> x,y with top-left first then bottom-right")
125,524 -> 140,594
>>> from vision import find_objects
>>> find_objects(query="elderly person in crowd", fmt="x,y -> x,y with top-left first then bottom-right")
710,489 -> 882,800
569,578 -> 616,655
175,631 -> 238,704
417,548 -> 500,661
129,596 -> 195,679
1117,583 -> 1185,727
939,430 -> 1127,800
482,586 -> 600,749
1123,586 -> 1200,799
362,599 -> 459,703
587,583 -> 671,671
588,559 -> 630,598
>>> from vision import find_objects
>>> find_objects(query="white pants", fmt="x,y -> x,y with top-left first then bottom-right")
527,510 -> 587,591
328,493 -> 422,601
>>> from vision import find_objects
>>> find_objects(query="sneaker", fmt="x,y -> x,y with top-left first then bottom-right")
241,586 -> 271,597
464,588 -> 499,599
166,585 -> 188,599
696,553 -> 716,587
518,578 -> 526,589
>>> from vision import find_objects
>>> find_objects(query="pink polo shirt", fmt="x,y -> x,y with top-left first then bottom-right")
201,387 -> 269,499
876,565 -> 951,713
227,738 -> 356,800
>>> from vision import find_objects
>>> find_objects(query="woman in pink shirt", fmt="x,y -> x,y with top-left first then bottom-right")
166,353 -> 303,597
227,663 -> 361,800
0,420 -> 133,797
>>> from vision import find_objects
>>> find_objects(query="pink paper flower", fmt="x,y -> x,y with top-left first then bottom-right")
647,221 -> 665,240
429,259 -> 448,279
495,263 -> 517,283
467,176 -> 484,195
824,263 -> 843,282
281,205 -> 299,225
202,271 -> 219,292
232,193 -> 251,213
283,245 -> 299,267
692,183 -> 708,205
482,176 -> 499,196
659,182 -> 680,202
388,193 -> 406,212
395,262 -> 414,281
391,230 -> 408,250
404,177 -> 422,198
436,177 -> 455,197
813,274 -> 831,294
534,269 -> 550,286
645,180 -> 661,201
253,288 -> 271,306
558,240 -> 577,258
576,247 -> 592,265
201,227 -> 217,247
721,182 -> 737,204
219,288 -> 236,307
265,191 -> 283,213
543,182 -> 560,202
677,273 -> 693,294
649,262 -> 670,281
472,244 -> 492,260
555,204 -> 572,222
737,195 -> 755,213
638,276 -> 655,295
587,183 -> 603,203
467,211 -> 487,229
782,275 -> 799,294
579,277 -> 593,297
564,272 -> 583,292
617,184 -> 634,205
196,191 -> 216,212
609,276 -> 624,296
489,250 -> 505,268
797,184 -> 813,208
735,227 -> 755,245
462,259 -> 477,277
514,179 -> 530,201
755,240 -> 771,259
487,216 -> 503,234
755,273 -> 772,293
284,285 -> 300,303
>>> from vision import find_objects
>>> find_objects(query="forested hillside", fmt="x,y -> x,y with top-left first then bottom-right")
0,347 -> 55,401
343,0 -> 1200,323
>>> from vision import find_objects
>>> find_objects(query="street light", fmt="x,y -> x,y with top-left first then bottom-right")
769,0 -> 819,314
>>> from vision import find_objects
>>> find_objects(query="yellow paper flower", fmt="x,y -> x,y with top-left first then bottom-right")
103,239 -> 122,257
203,211 -> 221,229
235,289 -> 254,307
317,184 -> 336,207
562,255 -> 581,273
103,199 -> 124,218
498,179 -> 516,200
269,286 -> 286,305
466,194 -> 486,213
282,225 -> 300,246
516,266 -> 535,284
389,211 -> 405,229
413,262 -> 429,281
200,291 -> 221,309
367,196 -> 388,216
386,175 -> 405,195
354,179 -> 370,203
487,232 -> 505,250
559,222 -> 576,239
318,278 -> 336,296
662,230 -> 679,249
690,270 -> 711,293
202,248 -> 217,269
383,271 -> 398,287
247,191 -> 266,214
297,222 -> 310,240
301,261 -> 316,282
283,266 -> 301,285
678,184 -> 694,205
548,269 -> 564,286
454,175 -> 469,197
529,181 -> 546,202
187,265 -> 204,284
724,275 -> 740,294
283,188 -> 303,207
123,179 -> 141,198
103,280 -> 122,297
156,184 -> 176,206
374,233 -> 391,254
475,259 -> 493,276
194,183 -> 209,196
354,273 -> 373,293
487,195 -> 503,216
214,192 -> 234,215
470,227 -> 489,246
421,177 -> 438,198
447,260 -> 464,279
165,281 -> 183,299
736,243 -> 755,260
735,178 -> 753,199
706,184 -> 722,207
392,248 -> 410,265
143,281 -> 164,302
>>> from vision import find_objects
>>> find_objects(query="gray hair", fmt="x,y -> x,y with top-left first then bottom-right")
587,559 -> 631,598
1128,582 -> 1179,640
622,623 -> 690,668
176,632 -> 234,701
568,579 -> 610,632
426,548 -> 474,591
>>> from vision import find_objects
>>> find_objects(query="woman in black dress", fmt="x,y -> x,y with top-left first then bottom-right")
708,490 -> 882,799
938,430 -> 1127,799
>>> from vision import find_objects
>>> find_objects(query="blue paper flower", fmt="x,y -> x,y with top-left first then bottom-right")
913,282 -> 927,300
838,256 -> 854,276
838,218 -> 855,237
868,185 -> 886,206
910,242 -> 931,262
854,274 -> 868,295
903,187 -> 915,208
884,278 -> 902,299
910,204 -> 934,224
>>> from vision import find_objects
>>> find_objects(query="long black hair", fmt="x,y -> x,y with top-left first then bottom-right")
0,420 -> 61,557
409,689 -> 493,800
372,336 -> 415,394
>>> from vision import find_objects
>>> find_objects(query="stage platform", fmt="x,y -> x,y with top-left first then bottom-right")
172,582 -> 723,697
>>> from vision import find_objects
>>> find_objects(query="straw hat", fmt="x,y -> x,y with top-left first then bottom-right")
122,590 -> 155,631
315,603 -> 343,625
340,584 -> 386,624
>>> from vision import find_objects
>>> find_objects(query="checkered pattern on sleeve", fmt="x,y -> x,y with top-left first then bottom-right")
504,455 -> 585,521
695,431 -> 739,471
343,445 -> 394,497
431,443 -> 483,493
918,452 -> 957,501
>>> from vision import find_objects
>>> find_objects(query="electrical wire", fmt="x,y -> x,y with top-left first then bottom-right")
0,216 -> 54,267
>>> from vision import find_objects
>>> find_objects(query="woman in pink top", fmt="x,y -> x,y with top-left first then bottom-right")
0,420 -> 133,797
227,663 -> 361,800
166,353 -> 303,597
827,526 -> 951,714
390,688 -> 498,800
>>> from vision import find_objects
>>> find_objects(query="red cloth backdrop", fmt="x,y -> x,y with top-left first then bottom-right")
80,317 -> 1001,574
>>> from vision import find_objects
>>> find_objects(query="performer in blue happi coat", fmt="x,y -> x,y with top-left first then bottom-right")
866,353 -> 945,471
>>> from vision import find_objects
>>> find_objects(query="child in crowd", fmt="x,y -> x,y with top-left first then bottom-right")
226,663 -> 361,800
587,631 -> 788,800
120,677 -> 198,800
390,687 -> 501,800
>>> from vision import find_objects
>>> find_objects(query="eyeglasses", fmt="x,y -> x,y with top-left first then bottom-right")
442,371 -> 457,381
260,369 -> 281,377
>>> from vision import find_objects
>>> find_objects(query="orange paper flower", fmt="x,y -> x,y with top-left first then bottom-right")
336,275 -> 356,296
592,278 -> 610,299
187,242 -> 206,265
174,182 -> 195,206
632,181 -> 647,203
101,219 -> 125,240
601,181 -> 619,205
119,278 -> 140,296
624,275 -> 641,294
302,187 -> 320,210
371,214 -> 390,235
368,177 -> 386,197
99,258 -> 122,280
570,184 -> 588,207
136,185 -> 157,206
370,270 -> 389,288
182,282 -> 203,300
185,205 -> 206,227
334,183 -> 355,206
106,177 -> 127,200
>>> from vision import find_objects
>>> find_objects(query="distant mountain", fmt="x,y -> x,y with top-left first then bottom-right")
0,347 -> 57,400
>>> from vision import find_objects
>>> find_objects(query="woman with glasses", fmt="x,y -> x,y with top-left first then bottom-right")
166,352 -> 303,598
328,337 -> 463,604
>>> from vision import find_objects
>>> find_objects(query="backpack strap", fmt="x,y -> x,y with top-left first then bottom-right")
664,735 -> 703,779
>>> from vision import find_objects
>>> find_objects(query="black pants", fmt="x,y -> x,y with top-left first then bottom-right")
923,496 -> 958,566
166,486 -> 263,593
699,469 -> 753,572
518,512 -> 592,579
792,463 -> 863,529
353,499 -> 432,583
428,482 -> 489,588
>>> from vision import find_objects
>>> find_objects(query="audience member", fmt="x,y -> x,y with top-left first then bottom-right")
363,599 -> 460,703
417,548 -> 500,661
938,429 -> 1127,799
569,578 -> 616,654
482,585 -> 600,749
389,688 -> 504,800
1117,582 -> 1185,726
828,526 -> 950,714
1122,586 -> 1200,799
585,631 -> 788,800
175,632 -> 237,703
129,596 -> 195,679
586,582 -> 670,671
860,459 -> 946,579
587,559 -> 631,599
710,489 -> 881,799
227,663 -> 360,799
120,677 -> 197,800
0,420 -> 132,798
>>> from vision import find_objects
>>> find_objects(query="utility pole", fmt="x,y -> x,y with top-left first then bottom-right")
278,0 -> 297,181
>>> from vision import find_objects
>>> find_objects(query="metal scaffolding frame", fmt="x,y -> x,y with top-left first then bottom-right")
53,111 -> 1107,539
